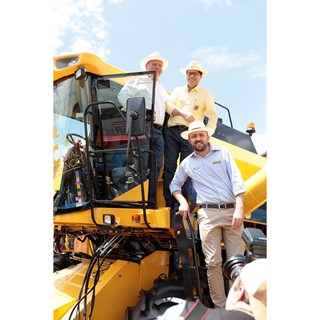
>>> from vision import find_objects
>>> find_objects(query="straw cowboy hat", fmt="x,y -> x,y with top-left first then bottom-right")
180,60 -> 208,76
240,258 -> 267,320
180,120 -> 215,140
140,52 -> 169,70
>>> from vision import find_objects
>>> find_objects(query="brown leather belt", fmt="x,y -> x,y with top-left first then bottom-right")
145,120 -> 163,130
170,125 -> 188,130
200,203 -> 235,209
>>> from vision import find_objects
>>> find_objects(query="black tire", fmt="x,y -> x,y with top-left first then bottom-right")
125,276 -> 187,320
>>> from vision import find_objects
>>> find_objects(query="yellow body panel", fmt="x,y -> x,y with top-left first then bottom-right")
53,52 -> 125,82
53,251 -> 170,320
243,166 -> 267,219
211,137 -> 267,180
54,206 -> 171,229
139,251 -> 170,295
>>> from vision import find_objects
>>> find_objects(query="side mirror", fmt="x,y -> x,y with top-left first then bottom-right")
126,97 -> 146,136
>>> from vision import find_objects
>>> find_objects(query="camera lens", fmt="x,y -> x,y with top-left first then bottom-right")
223,254 -> 246,281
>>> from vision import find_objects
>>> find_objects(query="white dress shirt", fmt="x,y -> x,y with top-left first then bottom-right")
118,75 -> 168,126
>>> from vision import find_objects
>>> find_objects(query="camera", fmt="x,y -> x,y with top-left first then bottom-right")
223,227 -> 267,281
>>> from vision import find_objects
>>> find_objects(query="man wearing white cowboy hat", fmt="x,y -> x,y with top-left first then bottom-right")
163,60 -> 217,209
169,120 -> 246,309
118,52 -> 169,206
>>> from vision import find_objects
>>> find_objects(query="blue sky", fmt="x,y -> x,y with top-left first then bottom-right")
53,0 -> 266,153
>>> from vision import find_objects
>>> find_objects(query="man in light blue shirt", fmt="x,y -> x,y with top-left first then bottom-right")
169,120 -> 246,309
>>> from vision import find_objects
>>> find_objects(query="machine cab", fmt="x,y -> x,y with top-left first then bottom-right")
53,56 -> 159,214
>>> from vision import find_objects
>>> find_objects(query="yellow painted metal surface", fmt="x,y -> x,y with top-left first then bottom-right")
53,52 -> 125,82
212,137 -> 267,181
54,206 -> 171,229
53,289 -> 76,320
139,251 -> 170,291
243,166 -> 267,219
53,251 -> 170,320
54,209 -> 95,227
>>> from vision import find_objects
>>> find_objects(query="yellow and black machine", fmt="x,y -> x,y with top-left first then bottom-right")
53,52 -> 267,320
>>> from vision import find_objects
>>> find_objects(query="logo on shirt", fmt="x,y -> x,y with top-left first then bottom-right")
193,166 -> 201,171
193,99 -> 199,110
212,160 -> 221,164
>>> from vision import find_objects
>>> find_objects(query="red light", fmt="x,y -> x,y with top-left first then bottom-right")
132,214 -> 141,223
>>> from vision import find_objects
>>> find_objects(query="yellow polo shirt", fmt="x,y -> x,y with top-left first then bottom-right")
166,84 -> 217,131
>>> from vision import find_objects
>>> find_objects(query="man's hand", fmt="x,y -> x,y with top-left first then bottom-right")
182,111 -> 194,123
178,202 -> 190,220
231,208 -> 244,230
172,190 -> 189,219
232,193 -> 245,229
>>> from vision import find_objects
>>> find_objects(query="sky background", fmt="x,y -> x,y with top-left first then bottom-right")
53,0 -> 267,153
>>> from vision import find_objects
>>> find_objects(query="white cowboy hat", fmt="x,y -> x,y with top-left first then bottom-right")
180,120 -> 215,140
240,258 -> 267,320
140,52 -> 169,70
180,60 -> 208,76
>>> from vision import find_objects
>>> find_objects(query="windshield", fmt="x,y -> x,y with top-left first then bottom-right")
54,77 -> 89,120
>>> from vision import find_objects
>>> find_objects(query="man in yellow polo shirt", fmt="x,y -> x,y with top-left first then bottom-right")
163,61 -> 218,208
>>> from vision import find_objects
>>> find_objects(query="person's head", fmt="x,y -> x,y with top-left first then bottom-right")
181,120 -> 214,152
140,52 -> 169,79
180,61 -> 208,90
226,258 -> 267,320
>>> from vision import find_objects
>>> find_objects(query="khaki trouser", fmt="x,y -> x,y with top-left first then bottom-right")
197,207 -> 245,308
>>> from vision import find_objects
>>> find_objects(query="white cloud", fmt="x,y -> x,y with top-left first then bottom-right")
53,0 -> 111,60
247,64 -> 266,79
192,46 -> 265,78
108,0 -> 125,4
201,0 -> 232,7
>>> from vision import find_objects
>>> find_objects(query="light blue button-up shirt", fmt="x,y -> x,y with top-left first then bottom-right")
169,143 -> 246,204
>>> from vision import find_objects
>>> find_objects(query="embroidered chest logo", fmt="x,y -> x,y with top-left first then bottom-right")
193,99 -> 199,111
212,160 -> 221,164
